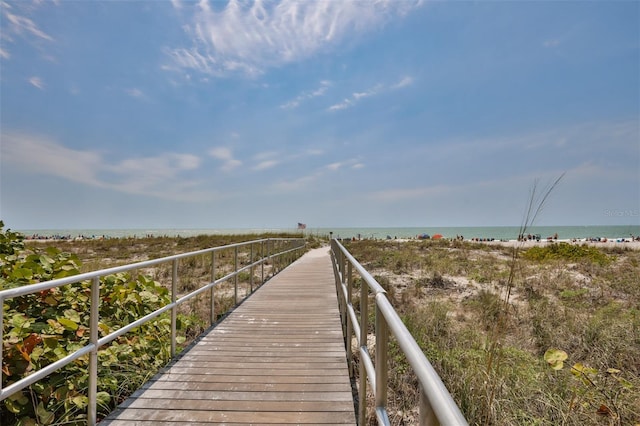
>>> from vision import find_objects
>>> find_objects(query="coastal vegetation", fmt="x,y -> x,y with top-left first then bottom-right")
342,238 -> 639,425
1,222 -> 312,425
3,218 -> 638,425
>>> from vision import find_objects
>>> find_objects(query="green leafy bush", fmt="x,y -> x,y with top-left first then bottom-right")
0,222 -> 187,425
523,243 -> 611,266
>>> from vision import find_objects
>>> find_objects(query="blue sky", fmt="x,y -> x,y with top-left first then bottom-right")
1,0 -> 638,230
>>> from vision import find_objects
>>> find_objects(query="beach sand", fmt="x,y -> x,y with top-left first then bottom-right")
477,238 -> 640,250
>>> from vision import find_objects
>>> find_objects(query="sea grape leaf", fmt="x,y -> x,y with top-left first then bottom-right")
36,401 -> 54,425
18,417 -> 37,426
63,309 -> 81,323
11,313 -> 30,328
96,391 -> 111,408
12,267 -> 33,280
57,317 -> 78,331
72,395 -> 88,409
5,398 -> 23,414
544,348 -> 568,370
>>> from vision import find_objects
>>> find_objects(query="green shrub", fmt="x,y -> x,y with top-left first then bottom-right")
523,243 -> 611,266
0,223 -> 194,425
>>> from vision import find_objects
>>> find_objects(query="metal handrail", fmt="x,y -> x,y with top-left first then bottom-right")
1,237 -> 305,425
330,239 -> 468,426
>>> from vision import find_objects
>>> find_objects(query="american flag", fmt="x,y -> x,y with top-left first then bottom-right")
297,223 -> 306,230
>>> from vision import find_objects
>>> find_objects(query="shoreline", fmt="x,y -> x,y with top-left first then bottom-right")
476,238 -> 640,250
23,234 -> 640,250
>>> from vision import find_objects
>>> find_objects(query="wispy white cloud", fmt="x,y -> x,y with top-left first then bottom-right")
324,158 -> 364,171
28,76 -> 44,90
391,76 -> 414,89
1,132 -> 208,201
271,156 -> 364,192
253,159 -> 279,171
328,98 -> 354,111
125,88 -> 145,99
272,173 -> 319,192
327,78 -> 411,111
328,85 -> 377,111
2,132 -> 102,186
326,162 -> 342,171
250,148 -> 323,172
281,80 -> 332,109
166,0 -> 422,78
209,146 -> 242,171
4,11 -> 53,41
1,2 -> 55,60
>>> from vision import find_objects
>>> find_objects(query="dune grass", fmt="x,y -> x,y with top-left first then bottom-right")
343,238 -> 639,425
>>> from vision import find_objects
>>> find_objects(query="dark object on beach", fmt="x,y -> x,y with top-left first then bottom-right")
418,233 -> 431,240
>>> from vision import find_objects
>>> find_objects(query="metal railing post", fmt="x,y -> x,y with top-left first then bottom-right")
234,246 -> 238,304
210,251 -> 216,325
261,240 -> 265,284
171,259 -> 178,358
340,250 -> 347,337
359,272 -> 368,426
346,261 -> 353,377
250,243 -> 254,293
267,239 -> 271,278
420,385 -> 438,425
88,277 -> 100,426
375,303 -> 389,424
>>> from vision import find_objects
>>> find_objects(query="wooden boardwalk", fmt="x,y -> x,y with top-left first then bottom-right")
102,247 -> 356,425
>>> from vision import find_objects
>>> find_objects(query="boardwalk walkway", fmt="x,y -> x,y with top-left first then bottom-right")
102,247 -> 356,425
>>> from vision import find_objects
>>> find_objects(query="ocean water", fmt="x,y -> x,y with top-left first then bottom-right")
18,225 -> 640,241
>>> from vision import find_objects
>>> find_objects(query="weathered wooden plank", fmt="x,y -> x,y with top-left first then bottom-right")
118,398 -> 355,412
123,389 -> 354,402
153,374 -> 350,384
160,361 -> 347,369
105,408 -> 355,424
181,351 -> 344,364
162,367 -> 347,376
141,380 -> 351,392
104,422 -> 353,426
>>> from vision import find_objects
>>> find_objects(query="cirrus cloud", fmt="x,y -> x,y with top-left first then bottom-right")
166,0 -> 422,78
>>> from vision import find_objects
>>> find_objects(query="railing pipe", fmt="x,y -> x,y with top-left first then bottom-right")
0,239 -> 282,301
88,276 -> 100,425
358,255 -> 369,426
420,386 -> 438,425
210,251 -> 216,325
171,259 -> 178,357
261,240 -> 265,284
375,302 -> 389,419
346,262 -> 354,377
234,246 -> 239,304
330,239 -> 468,426
376,295 -> 467,425
250,243 -> 254,293
0,343 -> 95,401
